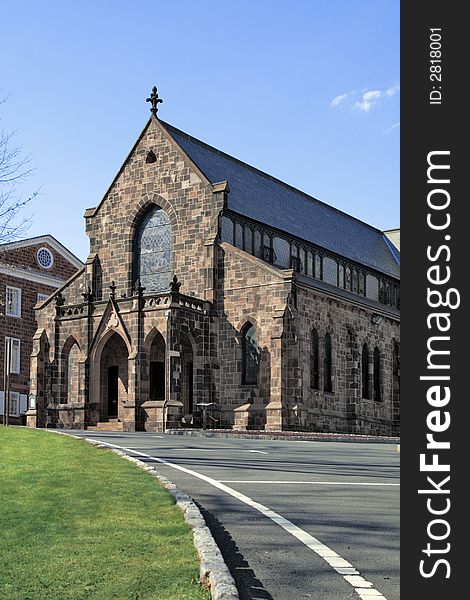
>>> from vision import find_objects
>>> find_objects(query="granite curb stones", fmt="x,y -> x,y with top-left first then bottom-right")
166,428 -> 400,444
43,430 -> 239,600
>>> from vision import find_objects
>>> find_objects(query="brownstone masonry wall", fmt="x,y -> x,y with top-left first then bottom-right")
215,242 -> 292,429
83,117 -> 224,303
294,282 -> 400,435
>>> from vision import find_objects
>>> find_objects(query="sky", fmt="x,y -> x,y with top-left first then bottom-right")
1,0 -> 399,261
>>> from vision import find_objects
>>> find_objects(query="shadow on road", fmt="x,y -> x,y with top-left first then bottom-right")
194,501 -> 274,600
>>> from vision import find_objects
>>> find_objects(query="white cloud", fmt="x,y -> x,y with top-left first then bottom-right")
384,122 -> 400,134
355,90 -> 383,112
331,82 -> 400,113
330,93 -> 350,107
385,83 -> 400,97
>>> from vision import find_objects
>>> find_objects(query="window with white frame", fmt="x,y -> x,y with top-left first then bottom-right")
37,247 -> 54,269
5,337 -> 21,374
37,293 -> 49,303
5,286 -> 22,317
9,391 -> 20,416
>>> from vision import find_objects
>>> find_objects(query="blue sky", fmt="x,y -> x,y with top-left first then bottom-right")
1,0 -> 399,261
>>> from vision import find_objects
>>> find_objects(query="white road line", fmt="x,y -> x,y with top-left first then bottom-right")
89,439 -> 388,600
177,448 -> 236,451
218,480 -> 399,486
170,448 -> 269,454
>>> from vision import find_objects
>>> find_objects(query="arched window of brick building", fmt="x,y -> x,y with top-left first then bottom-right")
362,344 -> 370,399
310,329 -> 319,389
324,333 -> 333,393
134,205 -> 171,292
374,346 -> 382,401
242,323 -> 259,385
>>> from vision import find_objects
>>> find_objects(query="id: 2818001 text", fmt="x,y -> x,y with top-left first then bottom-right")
429,28 -> 442,105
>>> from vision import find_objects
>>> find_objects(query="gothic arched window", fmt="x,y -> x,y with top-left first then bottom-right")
310,329 -> 319,390
324,333 -> 333,393
242,323 -> 259,385
374,347 -> 382,401
92,255 -> 103,301
362,344 -> 370,399
134,205 -> 171,293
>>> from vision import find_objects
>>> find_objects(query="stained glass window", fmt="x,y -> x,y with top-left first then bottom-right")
242,323 -> 259,385
135,206 -> 171,293
221,216 -> 234,244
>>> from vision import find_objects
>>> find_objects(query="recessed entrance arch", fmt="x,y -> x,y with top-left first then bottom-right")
99,332 -> 129,420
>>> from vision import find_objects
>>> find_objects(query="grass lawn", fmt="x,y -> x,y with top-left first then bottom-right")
0,428 -> 210,600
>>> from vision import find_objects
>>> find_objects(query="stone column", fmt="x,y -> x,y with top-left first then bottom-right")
122,352 -> 137,432
165,300 -> 183,429
266,310 -> 287,431
27,335 -> 40,428
345,324 -> 359,432
391,339 -> 400,436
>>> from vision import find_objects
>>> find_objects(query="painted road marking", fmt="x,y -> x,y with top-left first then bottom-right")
89,438 -> 389,600
217,480 -> 399,486
173,448 -> 269,454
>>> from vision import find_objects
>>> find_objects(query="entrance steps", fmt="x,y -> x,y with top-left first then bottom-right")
87,419 -> 124,431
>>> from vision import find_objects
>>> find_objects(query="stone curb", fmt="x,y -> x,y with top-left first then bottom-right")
44,430 -> 239,600
166,428 -> 400,444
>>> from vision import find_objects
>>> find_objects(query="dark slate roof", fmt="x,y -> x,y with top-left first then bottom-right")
162,121 -> 400,279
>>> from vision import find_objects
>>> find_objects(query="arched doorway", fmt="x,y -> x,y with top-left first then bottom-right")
100,333 -> 129,420
149,330 -> 166,401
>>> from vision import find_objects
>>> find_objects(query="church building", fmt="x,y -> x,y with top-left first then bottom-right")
27,88 -> 400,435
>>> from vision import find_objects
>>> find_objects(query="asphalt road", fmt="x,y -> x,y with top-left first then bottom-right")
70,431 -> 399,600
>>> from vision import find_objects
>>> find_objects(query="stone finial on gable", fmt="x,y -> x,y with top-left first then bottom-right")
169,275 -> 181,293
146,86 -> 163,116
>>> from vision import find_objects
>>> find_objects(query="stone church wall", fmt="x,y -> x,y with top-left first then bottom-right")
293,284 -> 400,435
215,242 -> 292,429
83,119 -> 223,302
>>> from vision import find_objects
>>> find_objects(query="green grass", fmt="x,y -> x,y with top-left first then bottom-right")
0,428 -> 210,600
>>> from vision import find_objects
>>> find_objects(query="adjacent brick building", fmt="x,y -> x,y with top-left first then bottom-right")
28,92 -> 400,435
0,236 -> 83,423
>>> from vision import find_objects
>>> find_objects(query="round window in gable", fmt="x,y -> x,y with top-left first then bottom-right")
37,247 -> 54,269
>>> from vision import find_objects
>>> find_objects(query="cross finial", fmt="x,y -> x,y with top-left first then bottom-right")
109,280 -> 116,300
146,86 -> 163,116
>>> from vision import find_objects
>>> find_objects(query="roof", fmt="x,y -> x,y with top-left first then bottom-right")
162,121 -> 400,279
384,228 -> 400,252
0,234 -> 84,269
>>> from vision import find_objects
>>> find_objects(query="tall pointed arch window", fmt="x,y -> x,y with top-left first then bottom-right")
310,329 -> 319,390
242,323 -> 259,385
362,344 -> 370,399
374,347 -> 382,401
324,333 -> 333,393
134,205 -> 171,293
